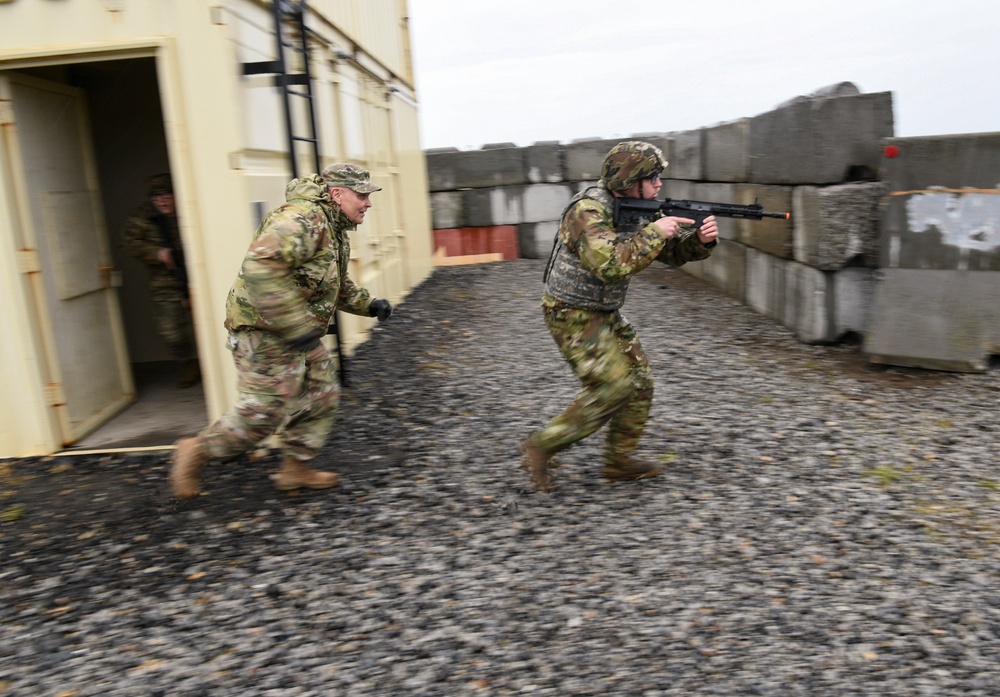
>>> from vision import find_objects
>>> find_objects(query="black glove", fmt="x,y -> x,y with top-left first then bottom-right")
286,328 -> 324,353
368,299 -> 393,322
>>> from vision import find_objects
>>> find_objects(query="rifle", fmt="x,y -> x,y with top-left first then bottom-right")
614,197 -> 790,228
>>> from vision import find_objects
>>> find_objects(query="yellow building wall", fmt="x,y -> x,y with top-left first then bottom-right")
0,0 -> 432,456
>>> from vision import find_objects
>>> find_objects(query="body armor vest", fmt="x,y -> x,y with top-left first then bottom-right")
543,186 -> 645,311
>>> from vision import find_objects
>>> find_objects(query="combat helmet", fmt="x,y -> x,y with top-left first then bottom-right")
600,141 -> 666,192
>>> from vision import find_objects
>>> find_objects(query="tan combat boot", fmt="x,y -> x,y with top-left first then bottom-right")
603,456 -> 663,482
171,436 -> 209,498
271,456 -> 339,491
520,440 -> 553,492
177,359 -> 201,388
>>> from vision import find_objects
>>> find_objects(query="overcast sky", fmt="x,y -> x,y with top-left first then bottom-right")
407,0 -> 999,150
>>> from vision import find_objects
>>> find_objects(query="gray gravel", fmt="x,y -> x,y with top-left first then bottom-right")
2,259 -> 999,697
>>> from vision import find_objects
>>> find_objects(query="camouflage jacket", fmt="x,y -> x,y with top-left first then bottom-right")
122,201 -> 186,291
224,175 -> 373,340
542,185 -> 714,310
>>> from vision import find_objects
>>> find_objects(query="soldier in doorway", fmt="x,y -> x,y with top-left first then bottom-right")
169,163 -> 393,498
521,141 -> 719,491
123,174 -> 201,388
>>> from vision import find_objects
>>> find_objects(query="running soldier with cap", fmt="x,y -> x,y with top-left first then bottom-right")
170,163 -> 393,498
521,141 -> 719,491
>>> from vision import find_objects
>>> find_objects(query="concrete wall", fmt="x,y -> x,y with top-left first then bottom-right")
863,135 -> 1000,372
425,85 -> 1000,372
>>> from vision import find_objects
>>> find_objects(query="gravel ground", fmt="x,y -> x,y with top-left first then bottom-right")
2,259 -> 999,697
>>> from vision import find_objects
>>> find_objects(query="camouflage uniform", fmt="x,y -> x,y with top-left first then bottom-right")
122,175 -> 196,363
527,142 -> 714,471
197,166 -> 380,463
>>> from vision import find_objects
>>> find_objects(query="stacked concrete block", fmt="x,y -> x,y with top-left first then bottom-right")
425,145 -> 526,191
564,135 -> 670,182
464,186 -> 524,227
524,141 -> 564,184
793,183 -> 884,269
681,238 -> 747,303
745,249 -> 831,343
666,130 -> 703,181
519,221 -> 560,261
749,92 -> 893,184
463,183 -> 574,227
703,120 -> 752,183
429,191 -> 463,230
700,89 -> 892,185
863,134 -> 1000,371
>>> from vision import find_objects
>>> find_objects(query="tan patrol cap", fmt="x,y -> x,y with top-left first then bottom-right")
321,163 -> 382,193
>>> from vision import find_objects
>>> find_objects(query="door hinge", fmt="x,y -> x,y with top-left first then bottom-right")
99,265 -> 122,288
0,100 -> 14,126
17,249 -> 41,274
45,382 -> 67,407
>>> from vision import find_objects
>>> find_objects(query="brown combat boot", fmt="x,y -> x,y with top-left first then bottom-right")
177,359 -> 201,388
271,456 -> 339,491
603,456 -> 663,482
171,436 -> 209,498
520,440 -> 553,492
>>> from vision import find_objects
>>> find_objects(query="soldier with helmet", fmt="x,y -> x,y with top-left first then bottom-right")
169,163 -> 394,499
521,141 -> 719,491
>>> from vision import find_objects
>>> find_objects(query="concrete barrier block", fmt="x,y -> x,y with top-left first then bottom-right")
703,120 -> 751,182
425,146 -> 526,191
463,186 -> 525,227
519,221 -> 559,260
667,130 -> 704,181
679,237 -> 746,302
430,191 -> 464,230
786,261 -> 833,343
525,142 -> 564,183
746,249 -> 831,342
564,138 -> 623,182
735,184 -> 794,259
522,184 -> 573,223
745,247 -> 785,320
880,184 -> 1000,271
863,269 -> 1000,372
749,92 -> 894,184
833,267 -> 876,338
881,133 -> 1000,190
564,135 -> 670,182
794,183 -> 884,270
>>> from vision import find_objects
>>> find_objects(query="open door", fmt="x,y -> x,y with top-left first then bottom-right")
0,71 -> 133,445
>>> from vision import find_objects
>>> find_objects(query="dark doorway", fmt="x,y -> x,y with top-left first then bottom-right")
16,57 -> 208,450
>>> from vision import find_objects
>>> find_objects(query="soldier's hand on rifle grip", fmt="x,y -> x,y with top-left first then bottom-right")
157,247 -> 176,270
697,215 -> 719,245
652,216 -> 696,240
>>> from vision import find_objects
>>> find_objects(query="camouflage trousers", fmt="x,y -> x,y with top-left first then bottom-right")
151,287 -> 196,361
529,306 -> 654,465
200,329 -> 339,462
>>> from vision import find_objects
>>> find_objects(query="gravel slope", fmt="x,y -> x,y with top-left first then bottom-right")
2,259 -> 998,696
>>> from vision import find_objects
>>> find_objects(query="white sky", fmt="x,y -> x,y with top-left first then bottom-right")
407,0 -> 999,150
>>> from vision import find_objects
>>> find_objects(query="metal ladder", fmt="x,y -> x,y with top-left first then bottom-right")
242,0 -> 347,386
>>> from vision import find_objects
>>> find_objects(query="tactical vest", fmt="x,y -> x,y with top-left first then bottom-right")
543,186 -> 645,311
